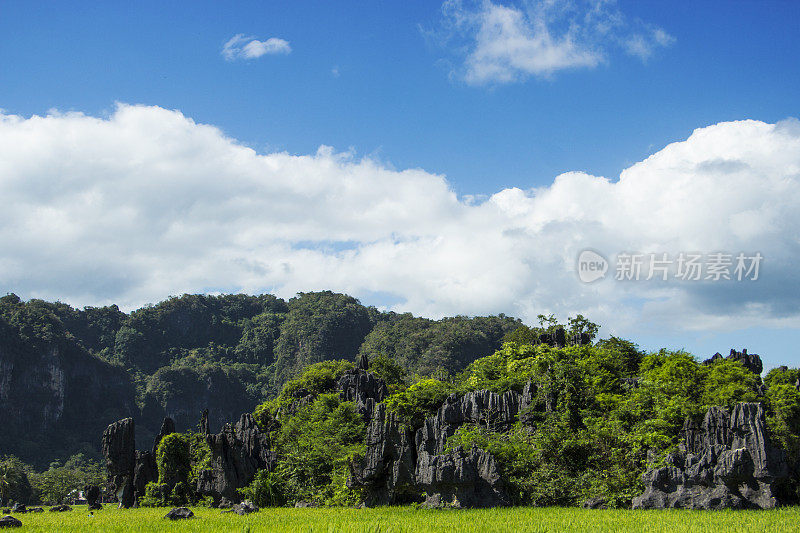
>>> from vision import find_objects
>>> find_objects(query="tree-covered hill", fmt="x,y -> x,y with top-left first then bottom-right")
0,291 -> 520,468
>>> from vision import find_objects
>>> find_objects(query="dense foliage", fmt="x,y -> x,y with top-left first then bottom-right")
1,291 -> 516,467
0,454 -> 104,506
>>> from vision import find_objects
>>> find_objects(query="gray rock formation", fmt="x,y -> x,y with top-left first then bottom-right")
164,507 -> 194,520
133,451 -> 157,499
104,416 -> 178,506
350,385 -> 535,507
84,485 -> 101,510
337,356 -> 387,420
101,418 -> 136,508
703,349 -> 763,375
569,332 -> 592,346
582,497 -> 608,509
196,413 -> 276,504
0,515 -> 22,528
230,500 -> 259,515
632,402 -> 788,509
416,446 -> 508,508
200,409 -> 210,435
152,417 -> 176,456
133,416 -> 175,497
537,327 -> 567,348
348,403 -> 417,506
48,505 -> 71,512
416,389 -> 531,456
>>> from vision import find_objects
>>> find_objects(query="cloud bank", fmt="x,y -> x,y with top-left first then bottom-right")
438,0 -> 675,84
1,105 -> 799,339
222,34 -> 291,60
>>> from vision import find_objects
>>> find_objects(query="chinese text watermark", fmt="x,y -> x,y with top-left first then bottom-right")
576,250 -> 762,283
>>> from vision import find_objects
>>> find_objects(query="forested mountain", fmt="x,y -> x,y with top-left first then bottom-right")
0,291 -> 520,468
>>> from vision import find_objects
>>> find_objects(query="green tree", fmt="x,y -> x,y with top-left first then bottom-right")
156,434 -> 191,488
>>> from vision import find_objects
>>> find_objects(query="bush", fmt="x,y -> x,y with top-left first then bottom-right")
156,433 -> 191,487
384,378 -> 454,429
0,456 -> 33,506
238,470 -> 286,507
368,354 -> 408,394
138,482 -> 170,507
274,394 -> 365,505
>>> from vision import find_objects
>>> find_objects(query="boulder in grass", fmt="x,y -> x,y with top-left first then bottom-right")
0,516 -> 22,528
164,507 -> 194,520
581,497 -> 608,509
28,507 -> 44,513
231,500 -> 258,515
217,497 -> 232,509
49,505 -> 72,512
9,504 -> 25,514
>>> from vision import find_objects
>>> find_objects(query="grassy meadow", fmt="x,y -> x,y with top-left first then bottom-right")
6,505 -> 800,532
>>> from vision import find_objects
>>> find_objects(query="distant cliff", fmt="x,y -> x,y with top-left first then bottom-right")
0,292 -> 519,467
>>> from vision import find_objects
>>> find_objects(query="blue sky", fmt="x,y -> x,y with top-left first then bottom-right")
4,1 -> 798,194
1,1 -> 800,368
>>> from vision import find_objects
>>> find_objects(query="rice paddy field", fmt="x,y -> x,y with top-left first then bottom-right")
5,506 -> 800,532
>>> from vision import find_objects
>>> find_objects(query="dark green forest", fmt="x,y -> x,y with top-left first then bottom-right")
0,291 -> 520,467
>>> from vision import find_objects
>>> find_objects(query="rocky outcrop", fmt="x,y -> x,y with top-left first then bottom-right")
48,505 -> 71,512
196,413 -> 276,504
101,418 -> 136,508
152,417 -> 176,455
230,500 -> 259,515
0,338 -> 137,466
537,327 -> 567,348
337,354 -> 387,420
416,388 -> 532,456
703,349 -> 763,375
103,416 -> 179,506
416,446 -> 507,508
350,385 -> 535,507
348,403 -> 417,506
133,451 -> 157,498
132,416 -> 174,496
0,515 -> 22,528
84,485 -> 101,510
164,507 -> 194,520
632,402 -> 788,509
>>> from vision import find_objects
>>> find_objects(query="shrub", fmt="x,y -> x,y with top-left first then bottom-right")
138,482 -> 170,507
384,378 -> 454,429
238,470 -> 286,507
156,433 -> 191,487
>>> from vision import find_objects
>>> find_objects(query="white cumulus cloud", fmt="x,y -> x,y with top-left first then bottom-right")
438,0 -> 675,84
0,105 -> 799,343
222,34 -> 291,60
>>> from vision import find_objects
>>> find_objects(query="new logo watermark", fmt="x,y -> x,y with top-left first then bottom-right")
576,250 -> 763,283
577,250 -> 609,283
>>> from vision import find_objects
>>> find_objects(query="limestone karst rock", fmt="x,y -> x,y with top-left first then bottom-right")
703,348 -> 763,375
348,403 -> 417,506
415,446 -> 508,508
337,355 -> 388,420
101,418 -> 136,508
632,402 -> 788,509
164,507 -> 194,520
195,413 -> 276,504
350,385 -> 535,507
0,515 -> 22,528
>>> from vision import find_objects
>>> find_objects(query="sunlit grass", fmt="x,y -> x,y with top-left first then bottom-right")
7,505 -> 800,532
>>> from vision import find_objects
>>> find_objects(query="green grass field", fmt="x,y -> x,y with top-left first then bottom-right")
5,506 -> 800,532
